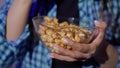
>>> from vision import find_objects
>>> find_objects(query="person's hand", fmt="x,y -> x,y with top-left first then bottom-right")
49,20 -> 107,62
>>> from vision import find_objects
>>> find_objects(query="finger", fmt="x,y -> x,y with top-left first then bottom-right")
92,20 -> 106,46
73,51 -> 92,60
92,30 -> 104,44
53,45 -> 91,59
94,20 -> 107,32
62,38 -> 78,46
93,29 -> 105,43
53,45 -> 77,57
89,29 -> 99,42
49,53 -> 77,62
62,38 -> 91,52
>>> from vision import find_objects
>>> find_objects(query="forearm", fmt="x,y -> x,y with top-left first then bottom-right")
6,0 -> 32,41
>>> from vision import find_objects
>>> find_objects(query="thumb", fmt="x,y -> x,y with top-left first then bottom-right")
94,20 -> 107,32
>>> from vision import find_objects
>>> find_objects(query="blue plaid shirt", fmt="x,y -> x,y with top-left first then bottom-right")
0,0 -> 120,68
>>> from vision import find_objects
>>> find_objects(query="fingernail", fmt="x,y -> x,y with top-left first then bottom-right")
63,38 -> 69,44
49,53 -> 54,58
94,20 -> 100,24
54,45 -> 59,51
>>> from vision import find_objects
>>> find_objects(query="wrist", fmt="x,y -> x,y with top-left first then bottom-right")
93,40 -> 107,59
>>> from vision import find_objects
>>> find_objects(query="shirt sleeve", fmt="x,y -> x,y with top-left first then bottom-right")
0,31 -> 30,68
0,0 -> 30,68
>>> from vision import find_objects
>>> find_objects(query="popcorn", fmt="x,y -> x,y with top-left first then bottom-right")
38,16 -> 92,53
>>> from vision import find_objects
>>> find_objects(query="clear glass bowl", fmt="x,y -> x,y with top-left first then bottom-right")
32,16 -> 95,52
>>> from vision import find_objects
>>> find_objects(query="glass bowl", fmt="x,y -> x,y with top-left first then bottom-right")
32,16 -> 95,52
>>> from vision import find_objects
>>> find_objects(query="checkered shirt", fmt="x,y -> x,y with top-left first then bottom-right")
0,0 -> 120,68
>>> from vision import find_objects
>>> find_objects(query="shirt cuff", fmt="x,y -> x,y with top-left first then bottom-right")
6,25 -> 30,58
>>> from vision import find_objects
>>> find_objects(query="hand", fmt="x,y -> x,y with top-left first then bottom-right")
49,20 -> 107,62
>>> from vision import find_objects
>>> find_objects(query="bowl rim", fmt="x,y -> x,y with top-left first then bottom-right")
32,16 -> 96,28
